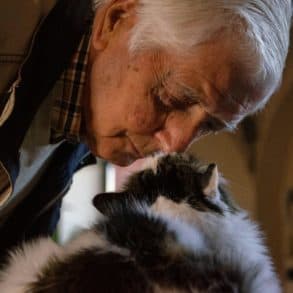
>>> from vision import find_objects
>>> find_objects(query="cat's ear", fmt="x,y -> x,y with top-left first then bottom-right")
93,192 -> 126,216
202,164 -> 219,197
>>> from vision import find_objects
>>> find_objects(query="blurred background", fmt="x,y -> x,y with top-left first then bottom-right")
58,27 -> 293,293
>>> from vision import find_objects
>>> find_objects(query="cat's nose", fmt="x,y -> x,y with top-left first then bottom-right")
154,108 -> 208,153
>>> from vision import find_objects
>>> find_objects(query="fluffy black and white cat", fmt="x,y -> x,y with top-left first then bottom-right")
0,154 -> 280,292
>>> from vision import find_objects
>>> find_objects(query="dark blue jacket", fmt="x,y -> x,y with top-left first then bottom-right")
0,0 -> 95,255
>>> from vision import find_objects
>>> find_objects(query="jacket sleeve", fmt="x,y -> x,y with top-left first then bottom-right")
0,161 -> 12,208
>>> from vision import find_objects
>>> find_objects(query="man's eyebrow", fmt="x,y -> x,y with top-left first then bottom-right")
153,77 -> 200,109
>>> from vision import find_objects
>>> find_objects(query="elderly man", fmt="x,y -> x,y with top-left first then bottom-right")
0,0 -> 291,254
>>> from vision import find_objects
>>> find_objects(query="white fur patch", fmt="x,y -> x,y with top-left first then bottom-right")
161,215 -> 207,256
151,195 -> 201,226
142,153 -> 163,174
0,238 -> 63,293
150,195 -> 280,292
150,196 -> 207,254
194,211 -> 281,293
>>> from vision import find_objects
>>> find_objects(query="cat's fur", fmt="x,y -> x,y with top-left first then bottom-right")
0,154 -> 280,292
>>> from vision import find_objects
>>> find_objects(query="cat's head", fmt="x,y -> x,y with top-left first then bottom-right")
93,154 -> 238,222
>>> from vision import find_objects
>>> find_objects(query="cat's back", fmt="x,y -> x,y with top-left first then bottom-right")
4,208 -> 240,293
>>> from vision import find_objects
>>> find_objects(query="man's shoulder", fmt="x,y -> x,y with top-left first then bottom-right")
0,0 -> 57,93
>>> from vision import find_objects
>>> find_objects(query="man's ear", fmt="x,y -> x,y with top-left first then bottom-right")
93,192 -> 127,216
92,0 -> 137,51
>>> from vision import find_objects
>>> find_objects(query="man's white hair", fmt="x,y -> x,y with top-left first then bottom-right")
93,0 -> 292,110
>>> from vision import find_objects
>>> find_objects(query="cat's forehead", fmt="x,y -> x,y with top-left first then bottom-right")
144,153 -> 207,174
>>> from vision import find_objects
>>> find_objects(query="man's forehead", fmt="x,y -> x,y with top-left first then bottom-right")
146,45 -> 262,128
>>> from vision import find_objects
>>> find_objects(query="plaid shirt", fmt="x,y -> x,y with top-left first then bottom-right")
0,30 -> 92,207
50,30 -> 92,143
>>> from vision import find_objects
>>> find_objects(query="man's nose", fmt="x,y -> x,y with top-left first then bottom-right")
154,126 -> 196,153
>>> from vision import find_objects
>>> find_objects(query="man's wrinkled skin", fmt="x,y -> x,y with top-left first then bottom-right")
82,0 -> 266,166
